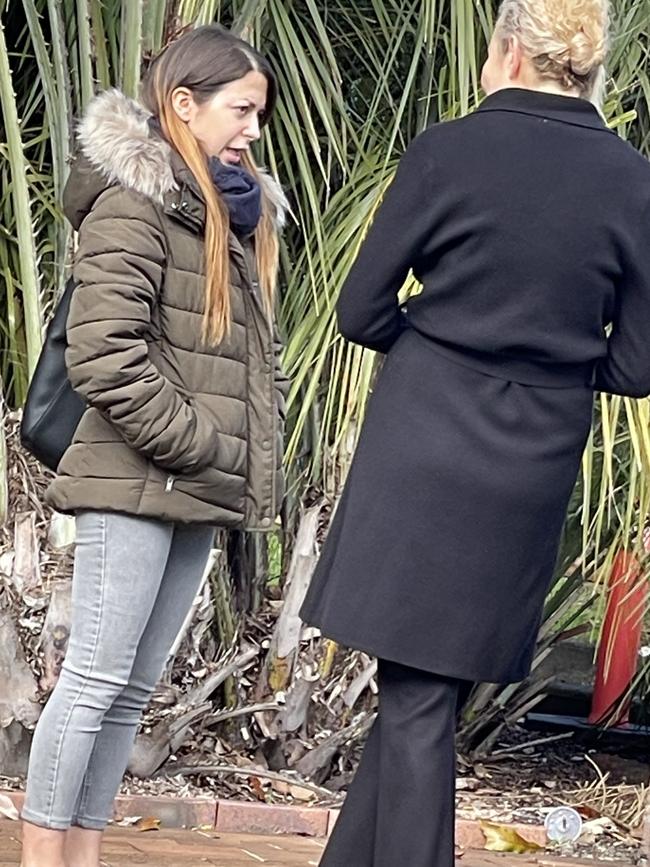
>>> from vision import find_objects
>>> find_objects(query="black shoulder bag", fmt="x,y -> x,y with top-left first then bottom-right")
20,277 -> 86,471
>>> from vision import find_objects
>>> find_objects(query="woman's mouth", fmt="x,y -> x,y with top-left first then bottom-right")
223,147 -> 246,164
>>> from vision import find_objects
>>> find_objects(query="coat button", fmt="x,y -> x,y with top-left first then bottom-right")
261,517 -> 271,527
262,439 -> 270,449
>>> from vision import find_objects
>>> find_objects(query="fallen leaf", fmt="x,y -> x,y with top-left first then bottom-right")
248,776 -> 267,802
270,778 -> 317,802
135,816 -> 161,832
289,784 -> 316,802
585,817 -> 617,833
473,763 -> 491,780
268,656 -> 291,693
479,821 -> 544,854
576,804 -> 601,820
0,794 -> 19,821
319,640 -> 337,679
579,816 -> 618,843
116,815 -> 142,827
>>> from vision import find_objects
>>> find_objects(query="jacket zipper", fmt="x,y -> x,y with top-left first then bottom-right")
165,475 -> 175,493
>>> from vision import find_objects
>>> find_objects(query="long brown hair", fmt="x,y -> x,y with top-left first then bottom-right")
141,25 -> 279,345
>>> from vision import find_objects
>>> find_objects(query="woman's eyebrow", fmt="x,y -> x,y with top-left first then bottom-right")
238,94 -> 266,107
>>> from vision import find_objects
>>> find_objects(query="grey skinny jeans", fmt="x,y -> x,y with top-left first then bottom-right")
22,510 -> 214,830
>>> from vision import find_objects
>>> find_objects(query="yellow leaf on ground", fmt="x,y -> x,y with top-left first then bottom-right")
479,820 -> 544,853
135,816 -> 161,832
319,639 -> 338,678
268,655 -> 290,693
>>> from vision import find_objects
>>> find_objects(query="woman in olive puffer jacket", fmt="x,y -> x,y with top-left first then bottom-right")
21,25 -> 289,867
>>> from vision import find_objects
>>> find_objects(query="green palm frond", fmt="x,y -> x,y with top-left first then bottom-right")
0,2 -> 649,688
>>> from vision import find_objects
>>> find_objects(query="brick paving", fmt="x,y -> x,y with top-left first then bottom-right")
0,820 -> 629,866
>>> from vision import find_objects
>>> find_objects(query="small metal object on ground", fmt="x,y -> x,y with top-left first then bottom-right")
545,805 -> 583,843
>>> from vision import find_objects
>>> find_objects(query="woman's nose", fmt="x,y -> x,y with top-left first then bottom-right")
245,115 -> 262,141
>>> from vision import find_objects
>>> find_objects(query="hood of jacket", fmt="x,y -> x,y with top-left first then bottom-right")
64,88 -> 288,233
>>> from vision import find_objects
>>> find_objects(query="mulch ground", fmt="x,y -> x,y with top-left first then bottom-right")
0,820 -> 634,866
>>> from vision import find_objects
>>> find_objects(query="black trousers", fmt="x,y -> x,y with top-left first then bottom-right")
319,659 -> 471,867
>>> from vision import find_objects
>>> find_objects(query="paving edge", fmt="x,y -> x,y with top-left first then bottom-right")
2,789 -> 548,847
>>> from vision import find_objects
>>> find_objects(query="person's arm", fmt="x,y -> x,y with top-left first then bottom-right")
66,186 -> 217,473
594,197 -> 650,398
336,132 -> 435,353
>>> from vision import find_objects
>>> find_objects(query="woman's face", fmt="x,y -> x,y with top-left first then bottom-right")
172,70 -> 269,165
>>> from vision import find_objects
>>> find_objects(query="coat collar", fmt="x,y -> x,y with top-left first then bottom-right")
161,145 -> 282,240
477,87 -> 611,133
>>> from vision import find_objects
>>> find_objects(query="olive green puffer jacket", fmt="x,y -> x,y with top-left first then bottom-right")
46,89 -> 290,530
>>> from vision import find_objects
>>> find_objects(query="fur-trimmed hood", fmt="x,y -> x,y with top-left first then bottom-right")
64,88 -> 288,232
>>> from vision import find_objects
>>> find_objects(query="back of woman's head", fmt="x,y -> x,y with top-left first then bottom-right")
141,25 -> 279,346
495,0 -> 610,99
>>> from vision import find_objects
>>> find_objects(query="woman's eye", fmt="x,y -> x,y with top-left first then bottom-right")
236,105 -> 249,115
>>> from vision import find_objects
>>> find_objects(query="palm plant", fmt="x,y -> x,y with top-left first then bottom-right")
1,0 -> 649,753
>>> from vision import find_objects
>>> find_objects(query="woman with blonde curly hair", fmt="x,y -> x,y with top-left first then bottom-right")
301,1 -> 650,864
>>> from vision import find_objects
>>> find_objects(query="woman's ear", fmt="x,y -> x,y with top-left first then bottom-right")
506,35 -> 523,80
170,86 -> 196,123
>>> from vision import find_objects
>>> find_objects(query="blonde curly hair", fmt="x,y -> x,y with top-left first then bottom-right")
495,0 -> 610,100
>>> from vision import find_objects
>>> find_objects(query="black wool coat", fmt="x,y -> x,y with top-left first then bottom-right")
300,87 -> 650,684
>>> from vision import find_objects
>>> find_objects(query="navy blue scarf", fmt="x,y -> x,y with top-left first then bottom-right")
208,157 -> 262,238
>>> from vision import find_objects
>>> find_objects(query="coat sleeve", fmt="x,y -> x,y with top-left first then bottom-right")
272,322 -> 290,422
336,132 -> 435,353
66,187 -> 217,473
594,197 -> 650,399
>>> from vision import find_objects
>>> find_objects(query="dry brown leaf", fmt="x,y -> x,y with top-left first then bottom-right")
270,778 -> 316,802
287,783 -> 317,802
135,816 -> 161,832
248,775 -> 267,802
576,804 -> 602,820
479,820 -> 544,854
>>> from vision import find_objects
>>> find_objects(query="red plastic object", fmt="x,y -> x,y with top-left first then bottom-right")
588,549 -> 648,726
